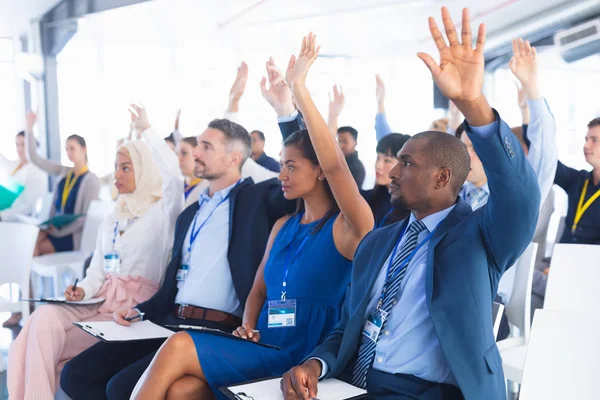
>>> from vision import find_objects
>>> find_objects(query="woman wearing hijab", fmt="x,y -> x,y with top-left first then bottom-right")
7,105 -> 184,400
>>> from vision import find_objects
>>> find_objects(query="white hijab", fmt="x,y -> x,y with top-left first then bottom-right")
113,140 -> 163,220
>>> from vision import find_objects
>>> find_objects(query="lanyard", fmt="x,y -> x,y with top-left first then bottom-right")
184,178 -> 202,199
187,181 -> 240,254
11,163 -> 25,176
376,222 -> 436,311
61,167 -> 88,212
281,235 -> 309,301
572,178 -> 600,233
377,208 -> 395,229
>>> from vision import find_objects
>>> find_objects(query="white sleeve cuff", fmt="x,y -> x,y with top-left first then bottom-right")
277,110 -> 299,123
307,357 -> 329,379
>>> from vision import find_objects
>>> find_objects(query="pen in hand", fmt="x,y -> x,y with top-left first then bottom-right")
124,312 -> 144,322
66,279 -> 79,301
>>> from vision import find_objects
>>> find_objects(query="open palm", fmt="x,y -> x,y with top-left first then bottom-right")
286,32 -> 320,87
418,8 -> 485,103
509,38 -> 537,88
260,58 -> 293,109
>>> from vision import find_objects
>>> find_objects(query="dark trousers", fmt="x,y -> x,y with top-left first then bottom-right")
365,369 -> 463,400
60,315 -> 234,400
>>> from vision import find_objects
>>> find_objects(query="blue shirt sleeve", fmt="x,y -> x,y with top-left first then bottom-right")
466,119 -> 499,138
375,113 -> 392,142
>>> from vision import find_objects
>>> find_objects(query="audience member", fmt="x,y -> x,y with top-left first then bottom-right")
60,117 -> 295,399
7,105 -> 183,400
281,8 -> 540,400
178,136 -> 208,208
0,131 -> 47,221
250,129 -> 280,172
130,33 -> 374,399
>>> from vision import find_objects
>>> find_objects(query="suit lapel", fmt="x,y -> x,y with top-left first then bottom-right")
425,198 -> 472,307
228,178 -> 253,240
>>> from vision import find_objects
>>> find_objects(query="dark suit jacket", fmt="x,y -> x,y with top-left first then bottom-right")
137,177 -> 295,323
308,117 -> 540,400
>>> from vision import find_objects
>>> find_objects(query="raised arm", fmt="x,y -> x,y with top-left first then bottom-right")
418,7 -> 540,271
130,104 -> 184,223
375,74 -> 393,141
327,85 -> 344,135
286,33 -> 374,258
24,112 -> 69,176
509,38 -> 557,203
225,62 -> 248,120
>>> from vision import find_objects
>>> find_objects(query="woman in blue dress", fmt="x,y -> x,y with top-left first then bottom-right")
131,33 -> 374,400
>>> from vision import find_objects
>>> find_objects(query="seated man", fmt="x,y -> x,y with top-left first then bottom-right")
281,7 -> 540,400
60,119 -> 294,400
250,129 -> 280,172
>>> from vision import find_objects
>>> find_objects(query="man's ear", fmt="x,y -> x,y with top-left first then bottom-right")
435,167 -> 452,190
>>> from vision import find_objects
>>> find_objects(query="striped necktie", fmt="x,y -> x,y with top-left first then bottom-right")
351,220 -> 428,389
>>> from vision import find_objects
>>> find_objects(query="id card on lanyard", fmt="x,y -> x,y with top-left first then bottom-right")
176,181 -> 240,289
362,222 -> 436,343
104,222 -> 121,275
267,234 -> 309,329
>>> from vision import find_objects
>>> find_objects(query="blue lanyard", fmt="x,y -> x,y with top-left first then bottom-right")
112,222 -> 119,252
377,222 -> 437,310
281,235 -> 309,301
187,181 -> 240,254
377,208 -> 395,229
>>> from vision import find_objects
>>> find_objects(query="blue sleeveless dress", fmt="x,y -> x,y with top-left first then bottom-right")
48,172 -> 87,252
189,212 -> 352,398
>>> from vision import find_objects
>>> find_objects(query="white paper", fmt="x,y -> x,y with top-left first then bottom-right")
227,377 -> 367,400
74,320 -> 175,342
23,297 -> 106,306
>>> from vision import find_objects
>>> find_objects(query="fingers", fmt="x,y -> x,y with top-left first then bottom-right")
290,372 -> 310,400
417,52 -> 441,79
113,310 -> 130,326
524,40 -> 532,57
267,58 -> 275,82
475,23 -> 486,53
281,373 -> 301,400
239,61 -> 248,77
260,77 -> 268,96
512,39 -> 519,57
428,17 -> 447,51
300,36 -> 307,58
532,46 -> 537,60
518,38 -> 526,57
461,8 -> 472,47
508,56 -> 516,73
441,6 -> 459,46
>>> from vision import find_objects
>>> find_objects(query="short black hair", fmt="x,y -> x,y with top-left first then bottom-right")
588,118 -> 600,129
410,130 -> 470,196
16,131 -> 25,138
454,124 -> 465,139
164,133 -> 175,144
337,126 -> 358,140
208,118 -> 251,167
376,133 -> 411,157
181,136 -> 197,147
251,130 -> 266,142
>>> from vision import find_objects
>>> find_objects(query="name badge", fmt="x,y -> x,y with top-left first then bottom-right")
362,310 -> 388,342
268,299 -> 296,328
177,264 -> 189,283
104,253 -> 121,275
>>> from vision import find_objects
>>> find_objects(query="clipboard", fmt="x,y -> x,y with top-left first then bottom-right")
39,213 -> 84,228
73,320 -> 175,342
23,297 -> 106,306
220,376 -> 368,400
164,325 -> 281,350
0,182 -> 24,211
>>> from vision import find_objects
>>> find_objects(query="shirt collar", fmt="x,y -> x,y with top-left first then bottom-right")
199,180 -> 239,204
408,203 -> 456,233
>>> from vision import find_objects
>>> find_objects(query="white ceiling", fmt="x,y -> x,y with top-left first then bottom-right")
0,0 -> 62,37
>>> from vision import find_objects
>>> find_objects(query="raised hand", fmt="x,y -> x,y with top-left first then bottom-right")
174,109 -> 181,131
418,7 -> 493,126
229,62 -> 249,103
328,85 -> 345,118
260,57 -> 295,117
129,104 -> 151,134
286,32 -> 320,88
509,38 -> 541,100
25,111 -> 37,133
375,74 -> 386,112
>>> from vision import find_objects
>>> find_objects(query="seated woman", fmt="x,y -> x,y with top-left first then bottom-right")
0,130 -> 47,221
178,136 -> 208,208
131,33 -> 374,400
24,112 -> 101,256
7,105 -> 184,400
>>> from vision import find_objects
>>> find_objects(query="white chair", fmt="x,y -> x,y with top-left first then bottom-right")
497,242 -> 538,386
37,192 -> 54,221
0,223 -> 39,320
544,243 -> 600,311
492,301 -> 504,339
31,200 -> 112,298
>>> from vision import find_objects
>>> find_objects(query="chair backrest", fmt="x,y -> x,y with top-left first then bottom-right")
79,200 -> 112,254
544,243 -> 600,311
505,242 -> 538,340
36,192 -> 54,220
532,189 -> 555,261
492,301 -> 505,339
0,222 -> 39,319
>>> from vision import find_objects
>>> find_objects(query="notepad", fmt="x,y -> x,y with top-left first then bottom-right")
23,297 -> 106,306
0,182 -> 24,211
73,320 -> 175,342
221,377 -> 368,400
165,325 -> 281,350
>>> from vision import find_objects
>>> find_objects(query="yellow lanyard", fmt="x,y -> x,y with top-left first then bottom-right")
572,178 -> 600,233
184,178 -> 202,196
61,166 -> 88,212
11,163 -> 25,176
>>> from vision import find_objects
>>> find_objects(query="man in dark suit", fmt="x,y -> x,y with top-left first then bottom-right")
61,117 -> 294,400
281,7 -> 540,400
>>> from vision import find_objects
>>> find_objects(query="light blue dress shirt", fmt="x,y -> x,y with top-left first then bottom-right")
174,181 -> 242,317
375,113 -> 393,142
459,182 -> 490,211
